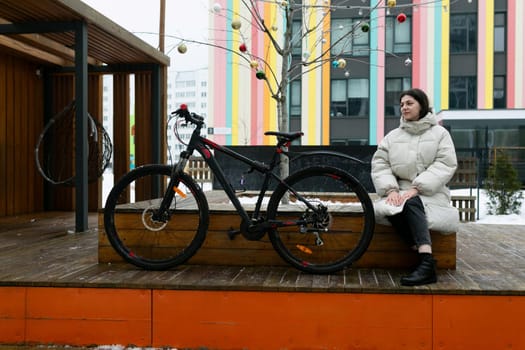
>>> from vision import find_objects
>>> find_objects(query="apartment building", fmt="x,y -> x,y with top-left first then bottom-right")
207,0 -> 524,149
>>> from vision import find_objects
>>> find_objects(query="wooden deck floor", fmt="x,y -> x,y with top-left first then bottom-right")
2,211 -> 525,349
0,211 -> 524,295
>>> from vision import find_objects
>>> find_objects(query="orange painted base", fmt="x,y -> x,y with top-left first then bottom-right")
1,286 -> 525,349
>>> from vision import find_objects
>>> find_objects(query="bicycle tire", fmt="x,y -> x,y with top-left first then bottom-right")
35,100 -> 112,186
267,166 -> 375,274
103,164 -> 209,270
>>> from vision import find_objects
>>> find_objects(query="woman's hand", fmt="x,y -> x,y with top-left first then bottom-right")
386,188 -> 419,206
401,188 -> 419,201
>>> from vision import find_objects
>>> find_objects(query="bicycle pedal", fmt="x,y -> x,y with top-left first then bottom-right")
227,227 -> 241,240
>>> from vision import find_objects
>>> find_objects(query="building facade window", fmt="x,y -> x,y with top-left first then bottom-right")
450,14 -> 477,53
292,20 -> 302,56
449,76 -> 477,109
385,77 -> 411,116
493,75 -> 506,108
290,80 -> 301,118
330,78 -> 369,117
331,18 -> 369,56
494,13 -> 505,52
385,16 -> 411,53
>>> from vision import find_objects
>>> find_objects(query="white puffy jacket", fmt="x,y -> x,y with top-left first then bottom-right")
371,113 -> 459,233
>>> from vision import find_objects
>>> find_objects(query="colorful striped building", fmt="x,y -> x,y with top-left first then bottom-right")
207,0 -> 525,146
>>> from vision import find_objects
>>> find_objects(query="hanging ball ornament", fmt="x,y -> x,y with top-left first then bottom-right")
271,25 -> 278,31
177,43 -> 187,54
361,22 -> 370,32
231,19 -> 242,30
250,60 -> 258,69
404,57 -> 412,66
280,1 -> 288,7
337,58 -> 347,69
239,43 -> 247,52
212,3 -> 222,13
387,0 -> 396,7
397,13 -> 407,23
302,51 -> 310,60
345,70 -> 350,77
332,59 -> 339,68
256,70 -> 266,80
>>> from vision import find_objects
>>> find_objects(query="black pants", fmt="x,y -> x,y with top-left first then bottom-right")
386,196 -> 432,247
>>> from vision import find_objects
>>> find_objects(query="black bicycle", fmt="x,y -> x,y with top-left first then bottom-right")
103,105 -> 374,274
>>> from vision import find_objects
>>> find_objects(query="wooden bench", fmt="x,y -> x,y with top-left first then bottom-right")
98,200 -> 456,270
184,156 -> 213,188
449,156 -> 478,222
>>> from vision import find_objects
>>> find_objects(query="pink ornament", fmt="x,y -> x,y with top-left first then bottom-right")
397,13 -> 407,23
239,43 -> 247,52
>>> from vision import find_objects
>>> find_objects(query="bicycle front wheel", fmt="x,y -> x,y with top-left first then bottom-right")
267,166 -> 375,274
103,164 -> 209,270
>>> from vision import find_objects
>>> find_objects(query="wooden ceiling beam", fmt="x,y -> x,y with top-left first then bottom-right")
0,17 -> 100,66
0,35 -> 71,66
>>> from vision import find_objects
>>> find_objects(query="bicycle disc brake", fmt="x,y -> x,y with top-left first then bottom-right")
142,205 -> 169,231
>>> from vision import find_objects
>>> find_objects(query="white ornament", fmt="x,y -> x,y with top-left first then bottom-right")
212,3 -> 222,13
404,57 -> 412,66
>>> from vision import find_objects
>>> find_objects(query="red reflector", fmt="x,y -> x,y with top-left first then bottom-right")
180,104 -> 188,110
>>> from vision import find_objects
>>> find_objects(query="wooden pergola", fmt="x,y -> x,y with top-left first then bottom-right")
0,0 -> 169,231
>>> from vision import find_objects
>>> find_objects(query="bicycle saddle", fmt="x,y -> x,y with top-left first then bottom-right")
264,131 -> 304,142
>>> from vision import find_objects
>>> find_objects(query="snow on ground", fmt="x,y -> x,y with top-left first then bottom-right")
452,189 -> 525,225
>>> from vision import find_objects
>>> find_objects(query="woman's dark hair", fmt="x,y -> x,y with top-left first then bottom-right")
400,88 -> 432,119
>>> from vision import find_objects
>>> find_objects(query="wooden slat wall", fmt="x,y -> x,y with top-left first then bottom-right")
1,50 -> 165,216
0,52 -> 44,217
47,73 -> 103,211
134,73 -> 153,202
134,72 -> 152,168
112,73 -> 130,189
49,74 -> 75,211
88,74 -> 103,210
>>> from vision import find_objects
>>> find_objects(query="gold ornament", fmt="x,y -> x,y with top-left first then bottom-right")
231,19 -> 242,30
177,43 -> 187,54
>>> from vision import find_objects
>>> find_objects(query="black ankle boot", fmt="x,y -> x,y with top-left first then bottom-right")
400,253 -> 437,286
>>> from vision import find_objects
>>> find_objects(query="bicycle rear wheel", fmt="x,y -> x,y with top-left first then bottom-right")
103,164 -> 209,270
267,166 -> 374,274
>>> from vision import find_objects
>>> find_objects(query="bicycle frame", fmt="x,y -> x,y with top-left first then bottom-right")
159,109 -> 369,241
169,122 -> 305,240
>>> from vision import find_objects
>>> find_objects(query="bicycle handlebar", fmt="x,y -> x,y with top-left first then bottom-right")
172,104 -> 204,127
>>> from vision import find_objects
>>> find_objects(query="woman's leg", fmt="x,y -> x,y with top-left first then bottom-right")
396,197 -> 437,286
386,212 -> 416,248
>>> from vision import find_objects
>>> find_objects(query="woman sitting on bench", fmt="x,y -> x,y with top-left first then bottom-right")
371,88 -> 459,286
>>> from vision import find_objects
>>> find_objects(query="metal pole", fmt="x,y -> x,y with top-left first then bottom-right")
159,0 -> 166,53
75,21 -> 89,232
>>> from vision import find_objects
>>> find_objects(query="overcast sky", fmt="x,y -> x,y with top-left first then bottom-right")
81,0 -> 210,70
